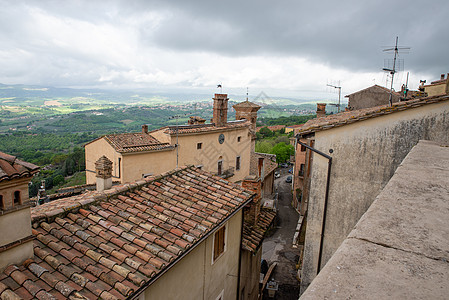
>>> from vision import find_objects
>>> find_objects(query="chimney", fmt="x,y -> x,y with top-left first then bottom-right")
242,176 -> 262,226
95,156 -> 113,192
316,103 -> 327,118
142,124 -> 148,134
212,94 -> 229,127
441,74 -> 445,80
188,116 -> 206,125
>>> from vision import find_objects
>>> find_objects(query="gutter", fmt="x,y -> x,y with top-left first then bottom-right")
128,193 -> 255,300
236,207 -> 244,300
296,137 -> 332,274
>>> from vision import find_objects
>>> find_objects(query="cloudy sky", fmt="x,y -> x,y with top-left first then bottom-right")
0,0 -> 448,100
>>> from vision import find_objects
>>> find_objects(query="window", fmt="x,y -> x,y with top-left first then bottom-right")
217,160 -> 223,175
300,144 -> 306,152
118,158 -> 121,178
213,225 -> 226,261
236,156 -> 241,171
0,195 -> 3,210
299,164 -> 305,176
13,191 -> 21,205
237,136 -> 241,142
197,142 -> 202,149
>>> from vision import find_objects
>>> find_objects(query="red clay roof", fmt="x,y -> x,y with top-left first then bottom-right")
0,166 -> 254,299
232,100 -> 261,109
297,95 -> 449,136
159,119 -> 250,135
242,208 -> 276,253
103,133 -> 174,153
0,152 -> 39,182
344,84 -> 401,97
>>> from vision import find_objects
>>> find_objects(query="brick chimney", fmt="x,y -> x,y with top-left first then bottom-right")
142,124 -> 148,134
242,176 -> 262,226
316,103 -> 326,118
95,156 -> 113,192
212,94 -> 229,127
0,152 -> 38,271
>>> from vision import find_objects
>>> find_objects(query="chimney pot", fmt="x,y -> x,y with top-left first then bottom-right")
316,103 -> 327,118
441,74 -> 445,80
95,156 -> 113,192
142,124 -> 148,134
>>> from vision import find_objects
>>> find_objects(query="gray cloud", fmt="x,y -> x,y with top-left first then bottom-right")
0,0 -> 448,94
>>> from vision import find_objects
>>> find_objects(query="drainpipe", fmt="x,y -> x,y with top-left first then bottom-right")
296,137 -> 332,274
236,209 -> 244,300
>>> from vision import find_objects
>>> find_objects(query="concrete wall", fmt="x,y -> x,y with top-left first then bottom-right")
300,140 -> 449,299
300,101 -> 449,292
143,211 -> 243,300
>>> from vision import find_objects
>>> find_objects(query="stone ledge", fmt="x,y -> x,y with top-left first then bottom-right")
301,140 -> 449,299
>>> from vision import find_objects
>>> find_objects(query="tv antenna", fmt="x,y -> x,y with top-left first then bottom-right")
168,112 -> 191,168
382,36 -> 410,106
326,82 -> 342,113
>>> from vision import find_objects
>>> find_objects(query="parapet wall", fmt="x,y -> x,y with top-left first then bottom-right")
300,140 -> 449,299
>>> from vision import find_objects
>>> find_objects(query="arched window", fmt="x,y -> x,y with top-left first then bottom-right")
13,191 -> 21,206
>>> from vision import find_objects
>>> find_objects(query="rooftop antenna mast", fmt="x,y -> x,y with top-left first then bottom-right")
326,82 -> 342,113
168,112 -> 191,168
382,36 -> 410,106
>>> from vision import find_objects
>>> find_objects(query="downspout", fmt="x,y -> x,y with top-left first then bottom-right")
236,209 -> 244,300
296,137 -> 332,274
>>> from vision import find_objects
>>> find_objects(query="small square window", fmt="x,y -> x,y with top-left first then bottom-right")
237,136 -> 241,142
300,145 -> 306,152
197,143 -> 202,149
13,191 -> 21,206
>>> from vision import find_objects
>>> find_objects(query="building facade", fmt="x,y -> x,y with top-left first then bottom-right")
295,95 -> 449,293
85,94 -> 256,185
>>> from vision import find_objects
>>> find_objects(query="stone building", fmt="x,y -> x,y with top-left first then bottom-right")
85,94 -> 258,185
345,84 -> 402,110
423,73 -> 449,97
294,94 -> 449,293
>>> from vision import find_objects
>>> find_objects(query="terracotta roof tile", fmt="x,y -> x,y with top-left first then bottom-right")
0,151 -> 39,182
2,166 -> 253,299
101,133 -> 175,153
298,94 -> 449,136
242,208 -> 276,253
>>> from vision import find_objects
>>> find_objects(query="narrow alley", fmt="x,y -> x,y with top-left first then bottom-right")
262,166 -> 301,299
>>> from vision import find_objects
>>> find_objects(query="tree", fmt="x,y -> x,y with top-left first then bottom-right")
255,140 -> 274,154
270,142 -> 295,163
258,127 -> 274,139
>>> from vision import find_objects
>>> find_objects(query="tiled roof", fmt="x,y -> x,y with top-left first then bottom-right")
297,94 -> 449,136
160,119 -> 250,135
250,153 -> 278,179
0,166 -> 254,299
0,152 -> 39,182
345,84 -> 401,97
242,208 -> 276,253
102,133 -> 175,153
256,125 -> 286,132
233,100 -> 261,109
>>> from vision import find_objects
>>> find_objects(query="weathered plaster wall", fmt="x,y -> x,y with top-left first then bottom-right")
121,149 -> 175,182
85,138 -> 120,184
143,211 -> 242,300
300,140 -> 449,299
348,87 -> 400,110
300,101 -> 449,292
425,82 -> 448,97
240,249 -> 261,300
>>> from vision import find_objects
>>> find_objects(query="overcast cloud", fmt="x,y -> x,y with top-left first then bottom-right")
0,0 -> 447,99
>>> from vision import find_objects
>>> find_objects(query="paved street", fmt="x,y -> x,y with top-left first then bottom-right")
262,167 -> 300,299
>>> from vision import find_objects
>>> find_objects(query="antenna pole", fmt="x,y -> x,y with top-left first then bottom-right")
326,83 -> 342,113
